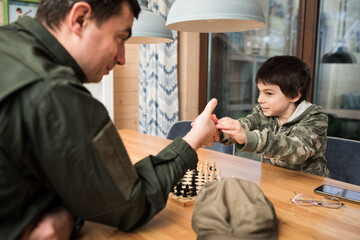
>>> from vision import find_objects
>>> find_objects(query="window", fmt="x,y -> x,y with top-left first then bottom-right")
203,0 -> 360,141
314,0 -> 360,140
206,0 -> 300,119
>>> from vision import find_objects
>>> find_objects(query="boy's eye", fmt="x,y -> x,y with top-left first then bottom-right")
266,92 -> 273,96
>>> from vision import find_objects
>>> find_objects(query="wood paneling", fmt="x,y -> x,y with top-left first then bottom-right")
113,44 -> 139,130
114,35 -> 202,129
178,32 -> 201,120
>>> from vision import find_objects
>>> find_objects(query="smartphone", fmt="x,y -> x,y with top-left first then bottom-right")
314,184 -> 360,204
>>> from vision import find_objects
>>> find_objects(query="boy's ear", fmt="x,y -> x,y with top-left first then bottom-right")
290,91 -> 301,103
67,2 -> 92,36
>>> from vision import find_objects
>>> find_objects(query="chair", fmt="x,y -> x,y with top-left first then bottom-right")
325,136 -> 360,186
166,120 -> 234,155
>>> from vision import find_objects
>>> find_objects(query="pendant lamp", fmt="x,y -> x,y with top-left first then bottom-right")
127,0 -> 174,44
322,0 -> 357,63
166,0 -> 265,33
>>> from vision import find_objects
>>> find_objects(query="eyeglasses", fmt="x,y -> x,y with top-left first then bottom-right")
290,192 -> 343,209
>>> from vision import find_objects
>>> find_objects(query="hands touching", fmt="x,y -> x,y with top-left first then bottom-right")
183,98 -> 219,150
216,117 -> 246,145
182,98 -> 246,149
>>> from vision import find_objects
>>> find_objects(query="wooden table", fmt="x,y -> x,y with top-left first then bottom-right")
78,129 -> 360,240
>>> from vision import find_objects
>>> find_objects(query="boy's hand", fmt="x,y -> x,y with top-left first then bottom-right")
216,117 -> 246,145
183,98 -> 218,150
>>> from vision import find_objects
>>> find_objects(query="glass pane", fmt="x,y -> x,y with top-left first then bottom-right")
315,0 -> 360,140
208,0 -> 300,119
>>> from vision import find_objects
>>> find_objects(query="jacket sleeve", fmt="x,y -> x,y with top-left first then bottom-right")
25,81 -> 198,231
238,108 -> 328,165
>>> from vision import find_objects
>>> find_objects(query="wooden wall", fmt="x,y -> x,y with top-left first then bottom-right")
113,44 -> 139,130
178,32 -> 201,120
113,36 -> 201,130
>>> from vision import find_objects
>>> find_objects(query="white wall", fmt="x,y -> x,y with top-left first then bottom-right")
84,71 -> 114,121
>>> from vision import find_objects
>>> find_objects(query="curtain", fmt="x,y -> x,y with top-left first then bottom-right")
138,0 -> 178,137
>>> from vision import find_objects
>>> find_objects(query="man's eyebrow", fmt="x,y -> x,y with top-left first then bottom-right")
124,27 -> 132,40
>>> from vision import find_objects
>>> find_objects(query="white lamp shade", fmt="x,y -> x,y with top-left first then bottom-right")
166,0 -> 266,33
127,0 -> 174,44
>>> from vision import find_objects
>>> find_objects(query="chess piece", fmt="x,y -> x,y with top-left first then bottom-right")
198,163 -> 203,173
209,161 -> 216,171
204,169 -> 209,183
175,182 -> 182,196
199,167 -> 203,181
192,174 -> 196,186
210,170 -> 215,182
218,169 -> 222,181
190,186 -> 197,196
183,184 -> 189,197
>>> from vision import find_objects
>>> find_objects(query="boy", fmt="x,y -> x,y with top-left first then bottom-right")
215,56 -> 330,177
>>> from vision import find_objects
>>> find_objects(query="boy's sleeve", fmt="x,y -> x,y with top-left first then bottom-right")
238,107 -> 328,165
218,105 -> 263,146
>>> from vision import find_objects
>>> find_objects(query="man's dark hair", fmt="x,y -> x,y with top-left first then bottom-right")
35,0 -> 140,30
255,55 -> 311,105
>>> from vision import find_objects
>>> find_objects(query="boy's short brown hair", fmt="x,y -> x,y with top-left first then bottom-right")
255,55 -> 311,105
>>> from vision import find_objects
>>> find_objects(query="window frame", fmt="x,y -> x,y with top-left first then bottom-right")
198,0 -> 320,112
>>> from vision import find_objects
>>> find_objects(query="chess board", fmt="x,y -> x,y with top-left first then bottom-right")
168,169 -> 205,207
168,162 -> 220,207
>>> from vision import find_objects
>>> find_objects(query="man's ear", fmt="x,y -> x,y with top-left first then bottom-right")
290,91 -> 301,103
67,2 -> 92,36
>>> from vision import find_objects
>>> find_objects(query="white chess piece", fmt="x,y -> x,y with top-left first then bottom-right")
218,169 -> 222,181
210,170 -> 215,182
211,162 -> 216,171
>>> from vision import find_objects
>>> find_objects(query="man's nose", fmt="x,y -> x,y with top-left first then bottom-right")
116,45 -> 126,65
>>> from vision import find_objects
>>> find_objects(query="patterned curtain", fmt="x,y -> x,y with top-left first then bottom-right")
138,0 -> 178,137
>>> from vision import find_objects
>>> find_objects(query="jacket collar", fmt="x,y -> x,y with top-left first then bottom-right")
17,16 -> 86,83
280,101 -> 315,126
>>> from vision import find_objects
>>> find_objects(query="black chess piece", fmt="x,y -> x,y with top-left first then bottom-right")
175,182 -> 182,196
190,185 -> 197,196
182,184 -> 189,197
191,175 -> 196,186
209,166 -> 216,171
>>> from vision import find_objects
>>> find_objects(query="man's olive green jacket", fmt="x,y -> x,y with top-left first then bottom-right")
0,17 -> 198,240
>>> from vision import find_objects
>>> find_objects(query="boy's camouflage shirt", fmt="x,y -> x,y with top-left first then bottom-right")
220,102 -> 330,177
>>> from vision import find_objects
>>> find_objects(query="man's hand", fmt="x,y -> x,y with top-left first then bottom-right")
21,206 -> 74,240
216,117 -> 246,145
183,98 -> 218,150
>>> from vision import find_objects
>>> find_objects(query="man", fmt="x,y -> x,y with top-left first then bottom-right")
0,0 -> 219,239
